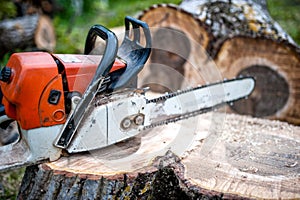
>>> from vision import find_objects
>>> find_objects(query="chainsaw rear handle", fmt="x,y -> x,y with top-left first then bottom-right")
84,24 -> 118,77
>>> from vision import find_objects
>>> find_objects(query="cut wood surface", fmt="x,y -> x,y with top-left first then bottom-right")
138,0 -> 300,125
0,14 -> 55,58
18,113 -> 300,199
215,36 -> 300,124
138,4 -> 215,93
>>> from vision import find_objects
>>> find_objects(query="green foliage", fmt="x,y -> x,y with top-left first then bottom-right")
0,53 -> 11,67
0,0 -> 16,20
55,0 -> 76,19
105,0 -> 182,27
268,0 -> 300,44
53,0 -> 182,54
0,168 -> 25,199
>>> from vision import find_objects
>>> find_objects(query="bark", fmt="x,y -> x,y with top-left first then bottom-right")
138,0 -> 300,125
18,113 -> 300,199
0,14 -> 55,58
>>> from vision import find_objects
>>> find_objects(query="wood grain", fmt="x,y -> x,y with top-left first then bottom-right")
19,113 -> 300,199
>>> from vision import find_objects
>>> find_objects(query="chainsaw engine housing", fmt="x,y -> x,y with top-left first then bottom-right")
0,52 -> 126,130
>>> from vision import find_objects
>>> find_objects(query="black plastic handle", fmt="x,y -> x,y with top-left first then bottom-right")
123,16 -> 151,49
109,16 -> 152,90
84,25 -> 118,77
55,25 -> 118,149
0,89 -> 5,116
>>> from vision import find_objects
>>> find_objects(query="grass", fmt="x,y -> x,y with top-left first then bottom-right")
0,168 -> 25,199
0,0 -> 299,199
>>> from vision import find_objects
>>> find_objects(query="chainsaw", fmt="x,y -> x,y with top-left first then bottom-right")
0,16 -> 255,171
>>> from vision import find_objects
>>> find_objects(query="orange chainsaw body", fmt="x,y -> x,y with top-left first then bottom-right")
0,52 -> 126,130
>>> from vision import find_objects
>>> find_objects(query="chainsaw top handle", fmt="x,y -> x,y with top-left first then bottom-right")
84,24 -> 118,77
55,25 -> 118,149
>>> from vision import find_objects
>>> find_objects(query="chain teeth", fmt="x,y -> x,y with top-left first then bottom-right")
146,80 -> 224,104
146,77 -> 249,104
143,103 -> 225,130
144,77 -> 251,130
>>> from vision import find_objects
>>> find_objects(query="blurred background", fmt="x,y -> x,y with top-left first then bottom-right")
0,0 -> 299,64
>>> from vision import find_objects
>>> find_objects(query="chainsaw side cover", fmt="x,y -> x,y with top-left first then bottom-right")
1,52 -> 65,130
0,52 -> 127,130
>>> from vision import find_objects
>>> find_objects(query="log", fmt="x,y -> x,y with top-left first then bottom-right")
0,14 -> 55,58
138,0 -> 300,125
137,4 -> 218,93
18,113 -> 300,199
215,37 -> 300,124
14,0 -> 55,18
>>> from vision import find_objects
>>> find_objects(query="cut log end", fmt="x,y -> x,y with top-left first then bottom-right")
138,4 -> 212,93
35,15 -> 56,52
138,1 -> 300,125
230,65 -> 289,117
0,14 -> 56,58
18,113 -> 300,199
216,37 -> 300,124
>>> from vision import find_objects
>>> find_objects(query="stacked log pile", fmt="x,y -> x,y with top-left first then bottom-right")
0,0 -> 55,58
0,14 -> 55,58
138,0 -> 300,125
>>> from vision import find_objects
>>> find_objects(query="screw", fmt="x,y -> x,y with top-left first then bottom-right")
121,118 -> 131,129
73,97 -> 80,104
134,114 -> 144,125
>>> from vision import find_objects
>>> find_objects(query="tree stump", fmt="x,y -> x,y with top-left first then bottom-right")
0,14 -> 55,58
18,113 -> 300,199
138,0 -> 300,125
